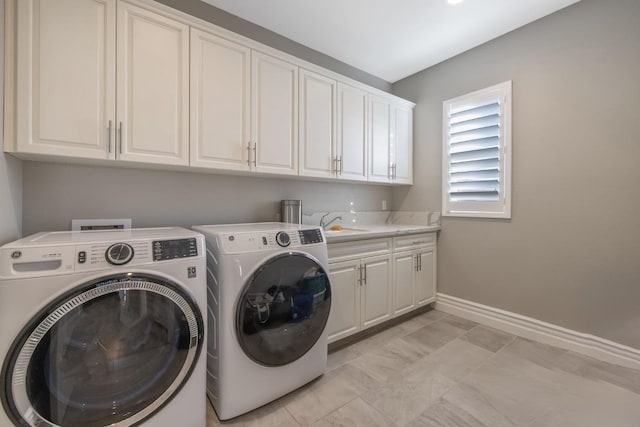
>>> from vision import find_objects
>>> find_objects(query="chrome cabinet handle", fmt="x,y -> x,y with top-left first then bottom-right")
247,142 -> 251,166
333,157 -> 338,175
357,265 -> 363,286
418,254 -> 422,271
253,143 -> 257,167
118,122 -> 123,155
107,120 -> 112,153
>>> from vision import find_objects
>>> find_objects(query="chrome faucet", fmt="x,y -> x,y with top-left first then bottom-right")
319,212 -> 343,230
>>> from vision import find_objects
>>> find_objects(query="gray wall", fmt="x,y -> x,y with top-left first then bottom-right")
22,162 -> 391,235
392,0 -> 640,349
155,0 -> 391,92
0,0 -> 23,245
0,154 -> 21,245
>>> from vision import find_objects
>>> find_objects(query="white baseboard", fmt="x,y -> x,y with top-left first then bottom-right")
435,293 -> 640,371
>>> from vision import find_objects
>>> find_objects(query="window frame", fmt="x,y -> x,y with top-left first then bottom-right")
442,81 -> 512,219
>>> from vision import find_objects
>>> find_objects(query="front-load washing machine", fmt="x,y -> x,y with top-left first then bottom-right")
0,227 -> 206,427
191,223 -> 331,420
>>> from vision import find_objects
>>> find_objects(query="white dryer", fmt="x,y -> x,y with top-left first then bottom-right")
191,223 -> 331,420
0,227 -> 207,427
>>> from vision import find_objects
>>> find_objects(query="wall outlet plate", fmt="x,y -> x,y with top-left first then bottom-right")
71,219 -> 132,231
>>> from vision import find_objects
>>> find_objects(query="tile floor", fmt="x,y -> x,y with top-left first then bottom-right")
206,309 -> 640,427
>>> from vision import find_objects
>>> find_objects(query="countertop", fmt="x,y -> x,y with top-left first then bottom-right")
323,224 -> 440,243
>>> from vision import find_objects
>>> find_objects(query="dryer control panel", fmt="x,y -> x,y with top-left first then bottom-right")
219,228 -> 324,254
298,229 -> 323,245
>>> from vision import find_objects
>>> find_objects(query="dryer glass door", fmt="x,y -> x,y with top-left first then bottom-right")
237,253 -> 332,366
1,274 -> 204,427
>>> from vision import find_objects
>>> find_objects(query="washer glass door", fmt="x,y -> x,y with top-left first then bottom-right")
237,253 -> 331,366
1,274 -> 203,427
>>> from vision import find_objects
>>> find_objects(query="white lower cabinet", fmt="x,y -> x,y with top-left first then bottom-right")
415,247 -> 436,306
327,239 -> 392,343
327,232 -> 437,343
392,251 -> 416,316
392,233 -> 437,316
392,246 -> 436,316
326,259 -> 361,342
360,255 -> 393,329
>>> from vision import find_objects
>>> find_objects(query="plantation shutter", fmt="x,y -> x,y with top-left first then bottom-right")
447,101 -> 501,202
442,81 -> 511,219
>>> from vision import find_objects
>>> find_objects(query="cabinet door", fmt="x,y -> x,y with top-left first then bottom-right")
361,255 -> 393,329
416,247 -> 437,307
327,260 -> 361,343
299,69 -> 336,178
251,51 -> 298,175
117,2 -> 189,165
391,104 -> 413,185
12,0 -> 116,159
336,83 -> 368,181
392,251 -> 415,317
190,28 -> 250,170
367,94 -> 391,183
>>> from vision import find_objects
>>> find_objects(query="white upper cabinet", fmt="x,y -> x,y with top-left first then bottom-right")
367,94 -> 392,182
5,0 -> 412,183
10,0 -> 116,159
299,69 -> 336,178
251,51 -> 298,175
116,2 -> 189,165
391,103 -> 413,184
8,0 -> 189,165
190,28 -> 251,171
337,83 -> 368,181
367,93 -> 414,184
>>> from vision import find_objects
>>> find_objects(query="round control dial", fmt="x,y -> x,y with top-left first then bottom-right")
105,243 -> 134,265
275,232 -> 291,247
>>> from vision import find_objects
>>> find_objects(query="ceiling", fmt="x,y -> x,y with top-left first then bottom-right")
200,0 -> 582,83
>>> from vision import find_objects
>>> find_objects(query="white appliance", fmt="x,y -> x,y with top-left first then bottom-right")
191,222 -> 331,420
0,227 -> 207,427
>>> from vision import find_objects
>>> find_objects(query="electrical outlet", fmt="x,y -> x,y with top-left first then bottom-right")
382,200 -> 388,211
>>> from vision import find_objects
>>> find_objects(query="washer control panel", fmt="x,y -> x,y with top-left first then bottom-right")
152,238 -> 198,261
